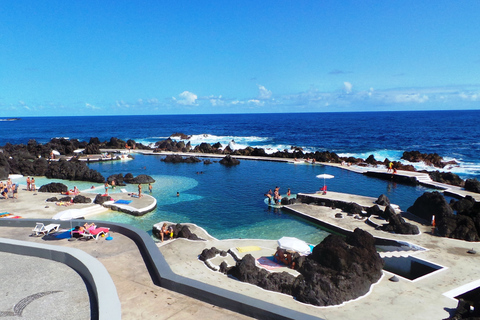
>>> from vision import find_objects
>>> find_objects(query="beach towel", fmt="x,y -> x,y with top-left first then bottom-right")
89,227 -> 110,236
236,246 -> 261,253
257,256 -> 283,270
114,199 -> 132,205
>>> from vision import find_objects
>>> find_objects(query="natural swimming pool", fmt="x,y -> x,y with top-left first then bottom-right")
21,154 -> 436,244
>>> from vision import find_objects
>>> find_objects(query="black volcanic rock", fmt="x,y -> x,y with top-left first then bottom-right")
107,173 -> 126,186
46,160 -> 105,183
344,202 -> 363,215
83,143 -> 101,155
227,228 -> 383,307
89,137 -> 101,145
409,192 -> 480,241
38,182 -> 68,193
365,154 -> 377,165
408,191 -> 453,222
366,204 -> 383,217
380,205 -> 420,235
162,155 -> 200,163
465,178 -> 480,193
122,174 -> 155,184
0,152 -> 10,179
106,137 -> 127,149
94,194 -> 111,205
375,194 -> 390,206
152,223 -> 203,241
199,247 -> 220,261
72,195 -> 91,204
219,155 -> 240,166
170,132 -> 190,139
427,171 -> 464,187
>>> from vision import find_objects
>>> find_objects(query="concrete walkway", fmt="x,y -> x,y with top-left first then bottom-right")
0,226 -> 252,320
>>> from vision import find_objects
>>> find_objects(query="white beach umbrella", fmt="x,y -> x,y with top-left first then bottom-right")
277,236 -> 311,255
316,174 -> 334,189
51,150 -> 60,156
52,208 -> 83,238
52,208 -> 83,221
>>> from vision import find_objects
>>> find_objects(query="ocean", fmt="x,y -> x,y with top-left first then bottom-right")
2,110 -> 479,243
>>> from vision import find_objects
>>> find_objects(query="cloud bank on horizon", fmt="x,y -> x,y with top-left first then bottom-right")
0,2 -> 479,116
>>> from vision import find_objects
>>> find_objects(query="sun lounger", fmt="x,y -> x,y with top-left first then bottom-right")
87,227 -> 110,240
32,223 -> 60,236
72,227 -> 110,240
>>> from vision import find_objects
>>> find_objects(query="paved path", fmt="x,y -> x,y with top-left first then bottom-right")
0,226 -> 252,320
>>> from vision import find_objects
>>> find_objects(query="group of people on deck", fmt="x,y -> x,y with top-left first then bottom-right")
265,186 -> 291,205
1,178 -> 19,199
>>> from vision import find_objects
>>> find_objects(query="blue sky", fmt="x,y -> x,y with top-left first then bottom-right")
1,1 -> 479,116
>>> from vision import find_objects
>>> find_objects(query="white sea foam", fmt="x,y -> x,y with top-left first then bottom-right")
337,150 -> 404,162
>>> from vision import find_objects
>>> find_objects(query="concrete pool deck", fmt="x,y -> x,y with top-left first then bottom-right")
0,187 -> 156,219
1,180 -> 480,319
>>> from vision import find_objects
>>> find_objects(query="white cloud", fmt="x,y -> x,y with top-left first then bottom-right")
174,91 -> 198,106
86,103 -> 100,110
392,93 -> 429,103
248,99 -> 264,106
459,92 -> 480,101
343,82 -> 352,94
258,85 -> 272,99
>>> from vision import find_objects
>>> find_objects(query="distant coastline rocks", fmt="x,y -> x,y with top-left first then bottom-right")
0,135 -> 472,192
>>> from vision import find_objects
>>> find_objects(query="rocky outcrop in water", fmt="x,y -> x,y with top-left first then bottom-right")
219,155 -> 240,166
161,155 -> 201,163
123,173 -> 155,184
225,228 -> 383,306
107,173 -> 126,186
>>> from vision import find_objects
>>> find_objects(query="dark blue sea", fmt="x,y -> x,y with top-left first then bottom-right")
2,110 -> 479,243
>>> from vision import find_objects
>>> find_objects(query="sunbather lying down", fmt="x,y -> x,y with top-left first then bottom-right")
72,223 -> 110,239
274,247 -> 300,269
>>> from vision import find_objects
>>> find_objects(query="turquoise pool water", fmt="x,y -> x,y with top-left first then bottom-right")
14,154 -> 435,245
